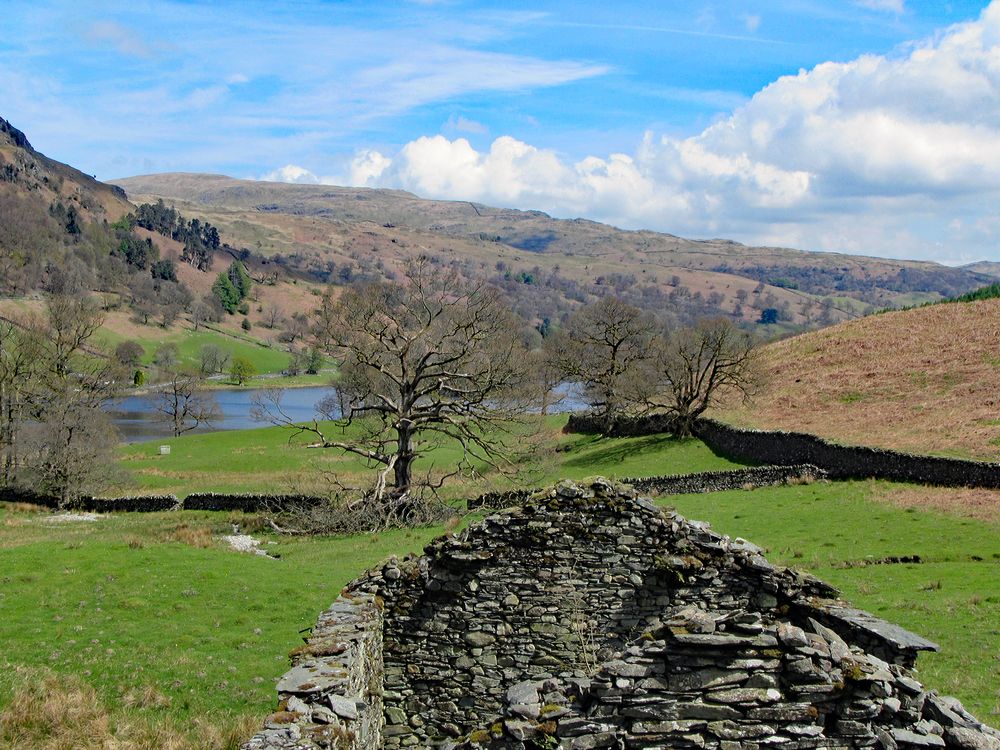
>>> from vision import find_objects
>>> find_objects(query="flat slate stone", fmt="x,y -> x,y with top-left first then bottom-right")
275,662 -> 348,695
822,606 -> 939,653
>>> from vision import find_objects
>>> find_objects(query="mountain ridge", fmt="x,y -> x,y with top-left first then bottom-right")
113,171 -> 972,270
113,172 -> 993,330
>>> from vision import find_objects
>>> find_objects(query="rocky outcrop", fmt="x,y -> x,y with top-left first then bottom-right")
0,116 -> 32,150
244,478 -> 998,750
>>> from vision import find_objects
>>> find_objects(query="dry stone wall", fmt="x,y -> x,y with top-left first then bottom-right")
469,465 -> 825,510
0,490 -> 328,513
564,413 -> 1000,489
693,419 -> 1000,488
245,479 -> 999,750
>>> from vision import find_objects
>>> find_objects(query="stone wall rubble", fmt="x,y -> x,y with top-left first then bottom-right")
244,478 -> 999,750
242,594 -> 384,750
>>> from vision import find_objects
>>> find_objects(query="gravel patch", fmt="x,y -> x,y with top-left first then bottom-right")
43,512 -> 100,523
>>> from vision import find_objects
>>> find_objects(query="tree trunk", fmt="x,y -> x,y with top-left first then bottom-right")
392,425 -> 416,515
674,414 -> 695,438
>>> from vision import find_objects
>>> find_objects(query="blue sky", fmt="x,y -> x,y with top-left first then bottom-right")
2,0 -> 999,263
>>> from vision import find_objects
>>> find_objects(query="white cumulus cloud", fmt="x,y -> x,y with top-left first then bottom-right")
260,165 -> 323,184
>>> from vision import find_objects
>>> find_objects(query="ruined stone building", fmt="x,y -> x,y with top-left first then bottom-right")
244,478 -> 1000,750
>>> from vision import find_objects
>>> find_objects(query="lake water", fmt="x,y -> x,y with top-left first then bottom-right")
110,384 -> 585,443
111,386 -> 333,443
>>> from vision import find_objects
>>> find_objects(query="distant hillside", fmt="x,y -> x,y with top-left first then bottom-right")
0,117 -> 132,221
715,297 -> 1000,460
0,116 -> 138,295
0,116 -> 318,351
114,172 -> 993,332
963,260 -> 1000,279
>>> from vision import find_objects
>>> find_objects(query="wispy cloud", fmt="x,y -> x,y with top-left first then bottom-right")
445,114 -> 489,135
855,0 -> 906,13
82,20 -> 164,58
547,19 -> 793,46
1,1 -> 607,176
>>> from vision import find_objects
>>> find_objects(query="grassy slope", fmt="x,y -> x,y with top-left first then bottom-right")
717,297 -> 1000,460
93,320 -> 293,377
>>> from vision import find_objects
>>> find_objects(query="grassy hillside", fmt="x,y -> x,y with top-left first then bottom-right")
0,298 -> 306,381
93,316 -> 295,377
1,117 -> 131,224
717,297 -> 1000,460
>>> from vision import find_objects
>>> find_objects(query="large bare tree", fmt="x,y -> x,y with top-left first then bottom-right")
642,317 -> 759,437
544,297 -> 658,423
257,259 -> 529,519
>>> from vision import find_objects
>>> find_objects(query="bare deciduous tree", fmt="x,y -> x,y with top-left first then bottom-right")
642,317 -> 759,437
156,370 -> 221,437
22,378 -> 122,505
9,296 -> 126,505
263,304 -> 283,329
311,289 -> 337,351
46,295 -> 104,376
199,344 -> 230,376
114,340 -> 145,368
544,297 -> 658,423
256,259 -> 529,520
279,311 -> 311,344
0,316 -> 42,484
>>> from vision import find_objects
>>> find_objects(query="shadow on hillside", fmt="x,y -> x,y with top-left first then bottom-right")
561,433 -> 703,469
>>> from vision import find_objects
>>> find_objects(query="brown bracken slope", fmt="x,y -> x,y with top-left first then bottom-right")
716,299 -> 1000,461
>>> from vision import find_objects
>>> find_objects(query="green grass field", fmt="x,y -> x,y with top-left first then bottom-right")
116,416 -> 739,496
94,325 -> 295,378
0,507 -> 441,746
3,426 -> 999,746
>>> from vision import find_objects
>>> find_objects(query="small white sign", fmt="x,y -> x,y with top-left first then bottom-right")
159,445 -> 171,455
